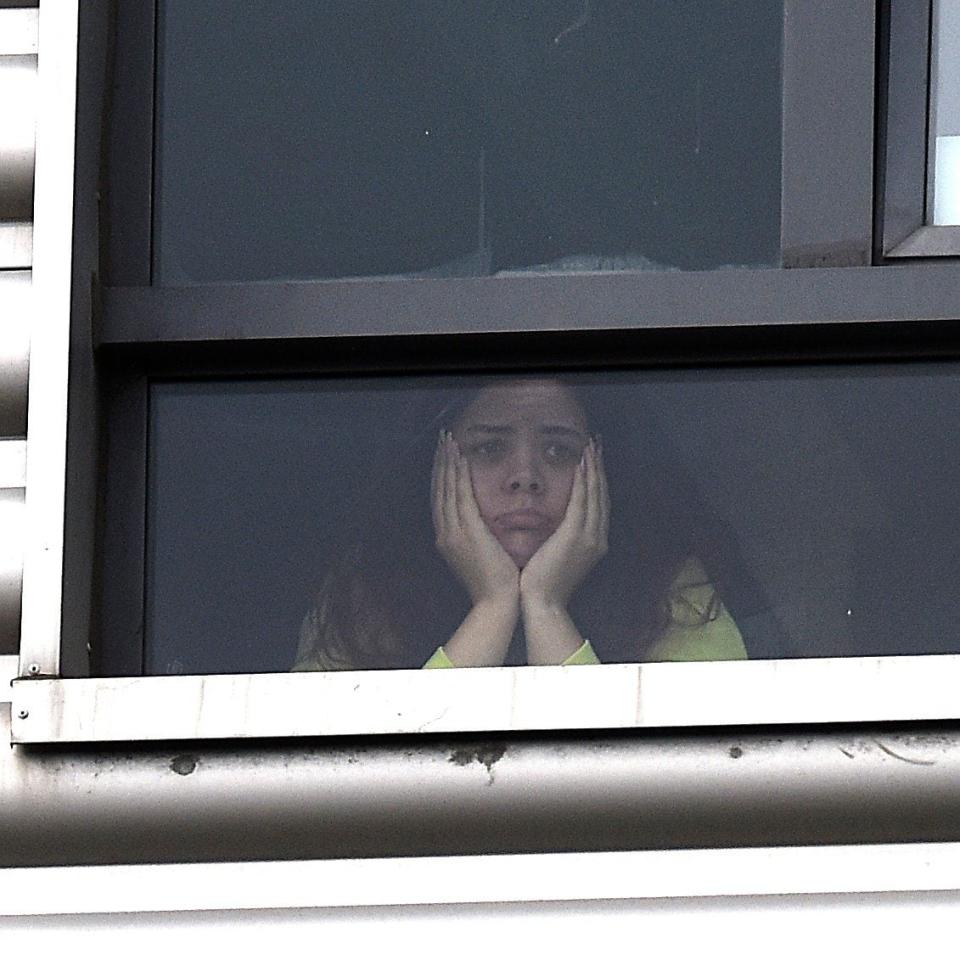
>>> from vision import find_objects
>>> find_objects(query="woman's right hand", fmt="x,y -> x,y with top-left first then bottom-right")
432,431 -> 520,607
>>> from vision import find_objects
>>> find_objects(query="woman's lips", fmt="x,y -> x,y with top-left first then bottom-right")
495,509 -> 551,531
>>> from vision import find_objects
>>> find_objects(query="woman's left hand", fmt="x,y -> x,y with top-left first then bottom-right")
520,438 -> 609,613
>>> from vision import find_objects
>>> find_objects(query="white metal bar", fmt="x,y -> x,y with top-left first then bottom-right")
11,652 -> 960,743
2,893 -> 959,957
2,843 -> 960,916
0,654 -> 16,703
0,221 -> 31,268
0,8 -> 39,56
18,0 -> 78,679
0,439 -> 25,486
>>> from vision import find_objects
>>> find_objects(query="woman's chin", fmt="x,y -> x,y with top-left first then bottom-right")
500,536 -> 544,570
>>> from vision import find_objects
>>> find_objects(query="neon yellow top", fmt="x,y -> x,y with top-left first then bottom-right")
295,556 -> 746,671
422,557 -> 747,668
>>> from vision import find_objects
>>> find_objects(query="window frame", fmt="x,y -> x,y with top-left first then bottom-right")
17,271 -> 960,743
105,0 -> 878,285
878,0 -> 960,257
18,0 -> 960,747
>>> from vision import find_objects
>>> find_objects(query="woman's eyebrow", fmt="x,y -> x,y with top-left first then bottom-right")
463,424 -> 584,436
464,424 -> 514,434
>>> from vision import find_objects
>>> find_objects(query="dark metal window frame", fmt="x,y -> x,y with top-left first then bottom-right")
877,0 -> 960,257
105,0 -> 877,286
95,275 -> 960,681
78,0 -> 960,708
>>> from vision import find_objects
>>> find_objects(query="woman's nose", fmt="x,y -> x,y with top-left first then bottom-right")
504,449 -> 543,493
508,476 -> 541,492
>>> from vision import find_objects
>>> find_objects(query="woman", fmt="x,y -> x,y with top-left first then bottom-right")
294,377 -> 747,671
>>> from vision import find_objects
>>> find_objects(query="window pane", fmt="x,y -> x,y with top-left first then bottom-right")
930,0 -> 960,224
139,365 -> 960,676
154,1 -> 783,283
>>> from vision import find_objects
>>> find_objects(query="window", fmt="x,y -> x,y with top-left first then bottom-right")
879,0 -> 960,256
930,0 -> 960,224
129,365 -> 960,676
153,0 -> 782,283
16,0 -> 960,748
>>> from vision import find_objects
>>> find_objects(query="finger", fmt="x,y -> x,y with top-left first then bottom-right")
582,439 -> 597,535
442,434 -> 459,533
587,438 -> 606,522
597,440 -> 610,537
453,439 -> 472,532
592,440 -> 610,550
588,439 -> 609,556
431,431 -> 444,533
456,445 -> 485,532
561,445 -> 588,535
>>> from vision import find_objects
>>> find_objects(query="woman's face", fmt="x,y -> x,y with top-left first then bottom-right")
453,380 -> 589,568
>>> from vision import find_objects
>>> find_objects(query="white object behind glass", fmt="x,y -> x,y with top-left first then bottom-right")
931,0 -> 960,223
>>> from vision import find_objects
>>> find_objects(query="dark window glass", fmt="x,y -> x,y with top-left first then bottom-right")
154,1 -> 783,283
142,365 -> 960,676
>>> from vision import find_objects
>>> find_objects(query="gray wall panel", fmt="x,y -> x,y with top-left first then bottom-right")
0,271 -> 30,438
0,53 -> 36,220
0,489 -> 23,654
4,707 -> 960,867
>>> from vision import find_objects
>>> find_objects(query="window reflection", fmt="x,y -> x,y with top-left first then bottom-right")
143,367 -> 960,676
294,378 -> 746,671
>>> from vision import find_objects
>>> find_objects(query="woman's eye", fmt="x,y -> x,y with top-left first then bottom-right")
467,439 -> 505,461
543,442 -> 580,465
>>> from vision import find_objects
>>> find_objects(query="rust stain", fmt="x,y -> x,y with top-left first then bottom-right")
873,740 -> 936,766
170,755 -> 197,776
449,743 -> 507,784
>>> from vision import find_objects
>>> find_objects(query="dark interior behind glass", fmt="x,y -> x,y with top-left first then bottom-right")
155,0 -> 782,283
141,365 -> 960,675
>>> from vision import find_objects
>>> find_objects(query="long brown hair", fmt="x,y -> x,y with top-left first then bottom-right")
295,375 -> 739,670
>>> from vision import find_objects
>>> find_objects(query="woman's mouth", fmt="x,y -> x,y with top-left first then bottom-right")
495,509 -> 551,531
